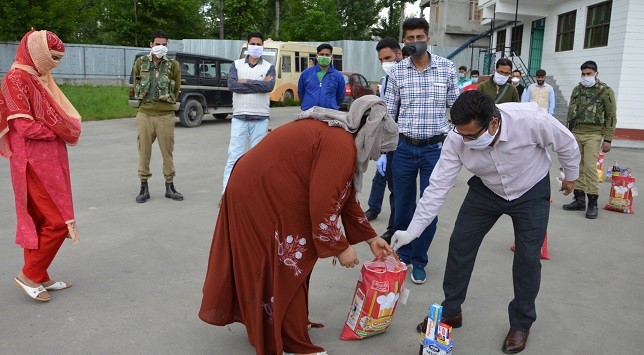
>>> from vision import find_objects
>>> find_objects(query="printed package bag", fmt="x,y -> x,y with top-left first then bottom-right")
340,256 -> 407,340
604,175 -> 637,214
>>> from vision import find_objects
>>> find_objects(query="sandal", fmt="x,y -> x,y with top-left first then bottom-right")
14,277 -> 50,302
44,281 -> 72,291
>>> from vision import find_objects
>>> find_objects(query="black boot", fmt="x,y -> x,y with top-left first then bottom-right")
563,189 -> 586,211
586,194 -> 599,219
136,182 -> 150,203
165,182 -> 184,201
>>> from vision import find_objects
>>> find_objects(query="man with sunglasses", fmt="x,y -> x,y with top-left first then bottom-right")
391,90 -> 580,354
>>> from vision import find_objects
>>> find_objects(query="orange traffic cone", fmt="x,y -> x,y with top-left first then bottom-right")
510,233 -> 550,260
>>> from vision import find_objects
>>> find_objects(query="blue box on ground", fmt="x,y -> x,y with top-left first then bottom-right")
421,337 -> 453,355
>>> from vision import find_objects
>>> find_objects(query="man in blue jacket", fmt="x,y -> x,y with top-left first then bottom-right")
298,43 -> 345,110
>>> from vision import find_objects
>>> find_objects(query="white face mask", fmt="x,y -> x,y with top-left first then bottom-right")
151,45 -> 168,58
247,45 -> 264,59
494,72 -> 510,86
381,61 -> 396,75
580,75 -> 596,87
463,125 -> 498,150
511,77 -> 520,86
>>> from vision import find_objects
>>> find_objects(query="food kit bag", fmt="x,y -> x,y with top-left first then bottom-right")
340,256 -> 407,340
604,175 -> 637,214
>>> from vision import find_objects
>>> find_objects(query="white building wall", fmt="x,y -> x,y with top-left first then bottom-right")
540,0 -> 626,106
616,1 -> 644,130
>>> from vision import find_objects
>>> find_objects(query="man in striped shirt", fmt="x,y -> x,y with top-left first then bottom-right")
383,17 -> 458,284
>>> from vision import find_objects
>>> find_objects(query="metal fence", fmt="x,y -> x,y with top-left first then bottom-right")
1,40 -> 476,86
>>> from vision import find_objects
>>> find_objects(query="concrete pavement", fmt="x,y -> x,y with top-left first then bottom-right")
1,107 -> 643,354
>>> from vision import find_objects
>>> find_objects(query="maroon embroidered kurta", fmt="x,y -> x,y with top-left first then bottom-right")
199,119 -> 376,354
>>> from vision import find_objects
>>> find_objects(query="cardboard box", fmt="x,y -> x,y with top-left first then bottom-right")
421,337 -> 453,355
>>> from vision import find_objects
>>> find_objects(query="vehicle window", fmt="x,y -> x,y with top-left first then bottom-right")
220,62 -> 232,80
282,56 -> 291,73
343,74 -> 349,85
199,60 -> 218,78
179,59 -> 197,76
359,75 -> 368,87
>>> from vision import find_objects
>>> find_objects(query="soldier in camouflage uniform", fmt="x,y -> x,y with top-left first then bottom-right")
564,61 -> 616,219
132,30 -> 183,203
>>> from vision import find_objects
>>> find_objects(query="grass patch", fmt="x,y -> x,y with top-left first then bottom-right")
270,98 -> 300,107
59,85 -> 138,121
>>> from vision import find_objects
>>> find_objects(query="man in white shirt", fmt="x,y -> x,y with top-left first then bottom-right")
522,69 -> 555,115
391,90 -> 580,354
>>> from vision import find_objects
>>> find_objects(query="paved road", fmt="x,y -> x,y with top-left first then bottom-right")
1,107 -> 642,354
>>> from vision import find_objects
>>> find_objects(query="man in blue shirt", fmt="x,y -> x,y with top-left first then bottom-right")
298,44 -> 345,110
365,38 -> 403,244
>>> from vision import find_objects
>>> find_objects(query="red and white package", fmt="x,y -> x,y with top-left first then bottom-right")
340,256 -> 407,340
604,175 -> 637,214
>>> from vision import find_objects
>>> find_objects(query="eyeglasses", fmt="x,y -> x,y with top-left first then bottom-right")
496,69 -> 511,76
404,35 -> 428,42
452,124 -> 488,140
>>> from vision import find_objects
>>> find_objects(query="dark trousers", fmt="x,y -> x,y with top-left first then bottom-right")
367,152 -> 395,232
441,174 -> 550,331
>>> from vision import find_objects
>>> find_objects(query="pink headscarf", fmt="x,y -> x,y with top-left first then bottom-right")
0,29 -> 82,158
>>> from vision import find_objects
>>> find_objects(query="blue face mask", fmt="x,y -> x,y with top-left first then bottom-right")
470,77 -> 479,84
458,73 -> 465,79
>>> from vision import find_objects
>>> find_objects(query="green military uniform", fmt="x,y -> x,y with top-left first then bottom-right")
133,54 -> 181,183
476,78 -> 520,104
566,79 -> 616,196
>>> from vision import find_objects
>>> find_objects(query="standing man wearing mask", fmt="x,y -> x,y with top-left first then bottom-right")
477,58 -> 520,104
390,91 -> 580,354
221,32 -> 275,195
462,70 -> 480,91
563,60 -> 616,219
511,69 -> 525,98
298,43 -> 345,111
132,30 -> 183,203
364,38 -> 403,241
522,69 -> 555,115
457,66 -> 472,90
383,18 -> 458,284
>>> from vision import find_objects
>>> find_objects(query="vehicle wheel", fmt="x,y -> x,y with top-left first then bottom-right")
178,99 -> 204,127
283,90 -> 294,102
214,113 -> 229,119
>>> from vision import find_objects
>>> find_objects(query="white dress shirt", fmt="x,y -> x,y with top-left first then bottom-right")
407,102 -> 581,238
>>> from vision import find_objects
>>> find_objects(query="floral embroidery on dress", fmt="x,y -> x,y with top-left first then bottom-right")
275,231 -> 307,276
261,296 -> 274,324
314,180 -> 352,245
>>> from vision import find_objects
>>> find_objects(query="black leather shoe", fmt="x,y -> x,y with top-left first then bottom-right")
502,328 -> 529,354
165,182 -> 184,201
416,312 -> 463,333
364,209 -> 379,221
136,182 -> 150,203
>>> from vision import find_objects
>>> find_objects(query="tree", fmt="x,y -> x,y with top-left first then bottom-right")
279,0 -> 343,41
371,0 -> 417,41
334,0 -> 380,40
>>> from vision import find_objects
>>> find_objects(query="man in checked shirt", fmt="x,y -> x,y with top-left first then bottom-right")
383,17 -> 458,284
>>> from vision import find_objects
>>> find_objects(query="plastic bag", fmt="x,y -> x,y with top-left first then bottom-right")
340,256 -> 407,340
604,175 -> 637,214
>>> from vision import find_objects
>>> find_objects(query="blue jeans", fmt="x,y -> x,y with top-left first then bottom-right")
392,140 -> 441,268
222,117 -> 269,192
367,152 -> 395,232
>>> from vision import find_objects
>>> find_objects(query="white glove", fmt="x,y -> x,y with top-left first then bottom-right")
376,154 -> 387,176
390,230 -> 416,251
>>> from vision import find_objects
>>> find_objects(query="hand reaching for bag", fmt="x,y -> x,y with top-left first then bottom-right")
337,245 -> 359,268
389,230 -> 416,251
368,236 -> 393,260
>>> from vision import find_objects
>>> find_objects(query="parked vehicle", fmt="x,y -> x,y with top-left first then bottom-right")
340,71 -> 375,110
239,40 -> 343,102
128,51 -> 234,128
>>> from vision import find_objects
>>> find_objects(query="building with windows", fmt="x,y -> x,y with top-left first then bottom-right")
478,0 -> 643,143
421,0 -> 490,48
